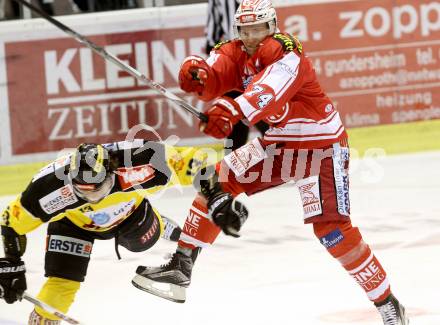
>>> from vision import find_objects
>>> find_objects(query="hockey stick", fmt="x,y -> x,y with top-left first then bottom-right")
23,293 -> 83,325
13,0 -> 208,123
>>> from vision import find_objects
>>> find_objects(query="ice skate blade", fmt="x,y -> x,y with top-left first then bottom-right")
132,274 -> 186,303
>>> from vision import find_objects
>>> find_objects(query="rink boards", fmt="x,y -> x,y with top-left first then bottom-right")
0,0 -> 439,164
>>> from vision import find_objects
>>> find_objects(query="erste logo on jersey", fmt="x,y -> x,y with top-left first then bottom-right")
39,185 -> 78,214
117,164 -> 155,190
47,235 -> 92,258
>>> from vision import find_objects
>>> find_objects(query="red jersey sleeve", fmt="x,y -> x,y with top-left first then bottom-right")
235,35 -> 307,125
198,41 -> 244,101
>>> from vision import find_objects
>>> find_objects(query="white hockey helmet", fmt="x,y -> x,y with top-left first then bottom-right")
233,0 -> 278,38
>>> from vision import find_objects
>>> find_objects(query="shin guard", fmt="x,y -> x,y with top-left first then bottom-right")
178,194 -> 221,249
31,277 -> 80,322
314,221 -> 391,303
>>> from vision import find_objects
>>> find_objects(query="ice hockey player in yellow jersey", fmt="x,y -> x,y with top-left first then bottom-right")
0,139 -> 209,324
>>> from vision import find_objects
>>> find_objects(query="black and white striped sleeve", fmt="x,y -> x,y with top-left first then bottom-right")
205,0 -> 239,53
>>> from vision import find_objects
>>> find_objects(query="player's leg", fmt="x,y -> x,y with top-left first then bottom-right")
303,142 -> 408,325
313,221 -> 408,324
29,219 -> 93,324
125,201 -> 191,302
163,138 -> 280,255
132,192 -> 222,302
29,277 -> 80,325
133,138 -> 286,302
121,203 -> 186,302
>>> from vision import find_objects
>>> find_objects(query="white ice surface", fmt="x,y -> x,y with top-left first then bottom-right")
0,151 -> 439,325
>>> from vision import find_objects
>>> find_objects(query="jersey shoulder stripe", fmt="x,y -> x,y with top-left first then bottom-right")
272,33 -> 303,54
214,39 -> 232,50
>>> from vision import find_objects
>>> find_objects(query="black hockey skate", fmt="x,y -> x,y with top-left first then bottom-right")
375,294 -> 409,325
132,252 -> 193,303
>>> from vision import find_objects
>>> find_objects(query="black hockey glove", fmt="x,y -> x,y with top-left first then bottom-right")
196,166 -> 249,237
208,193 -> 248,238
0,258 -> 27,304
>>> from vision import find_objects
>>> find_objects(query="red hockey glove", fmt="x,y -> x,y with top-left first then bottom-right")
178,56 -> 209,95
199,97 -> 244,139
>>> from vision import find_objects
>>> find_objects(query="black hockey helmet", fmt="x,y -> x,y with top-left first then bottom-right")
69,143 -> 115,202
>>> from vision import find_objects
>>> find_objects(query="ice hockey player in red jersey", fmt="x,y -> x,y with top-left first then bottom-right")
133,1 -> 409,324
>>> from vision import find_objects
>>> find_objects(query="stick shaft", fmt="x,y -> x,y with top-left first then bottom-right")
23,293 -> 82,325
14,0 -> 207,122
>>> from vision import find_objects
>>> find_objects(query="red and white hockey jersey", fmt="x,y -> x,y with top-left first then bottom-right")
199,33 -> 348,149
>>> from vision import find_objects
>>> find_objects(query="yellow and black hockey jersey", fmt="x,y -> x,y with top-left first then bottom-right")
0,140 -> 211,236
